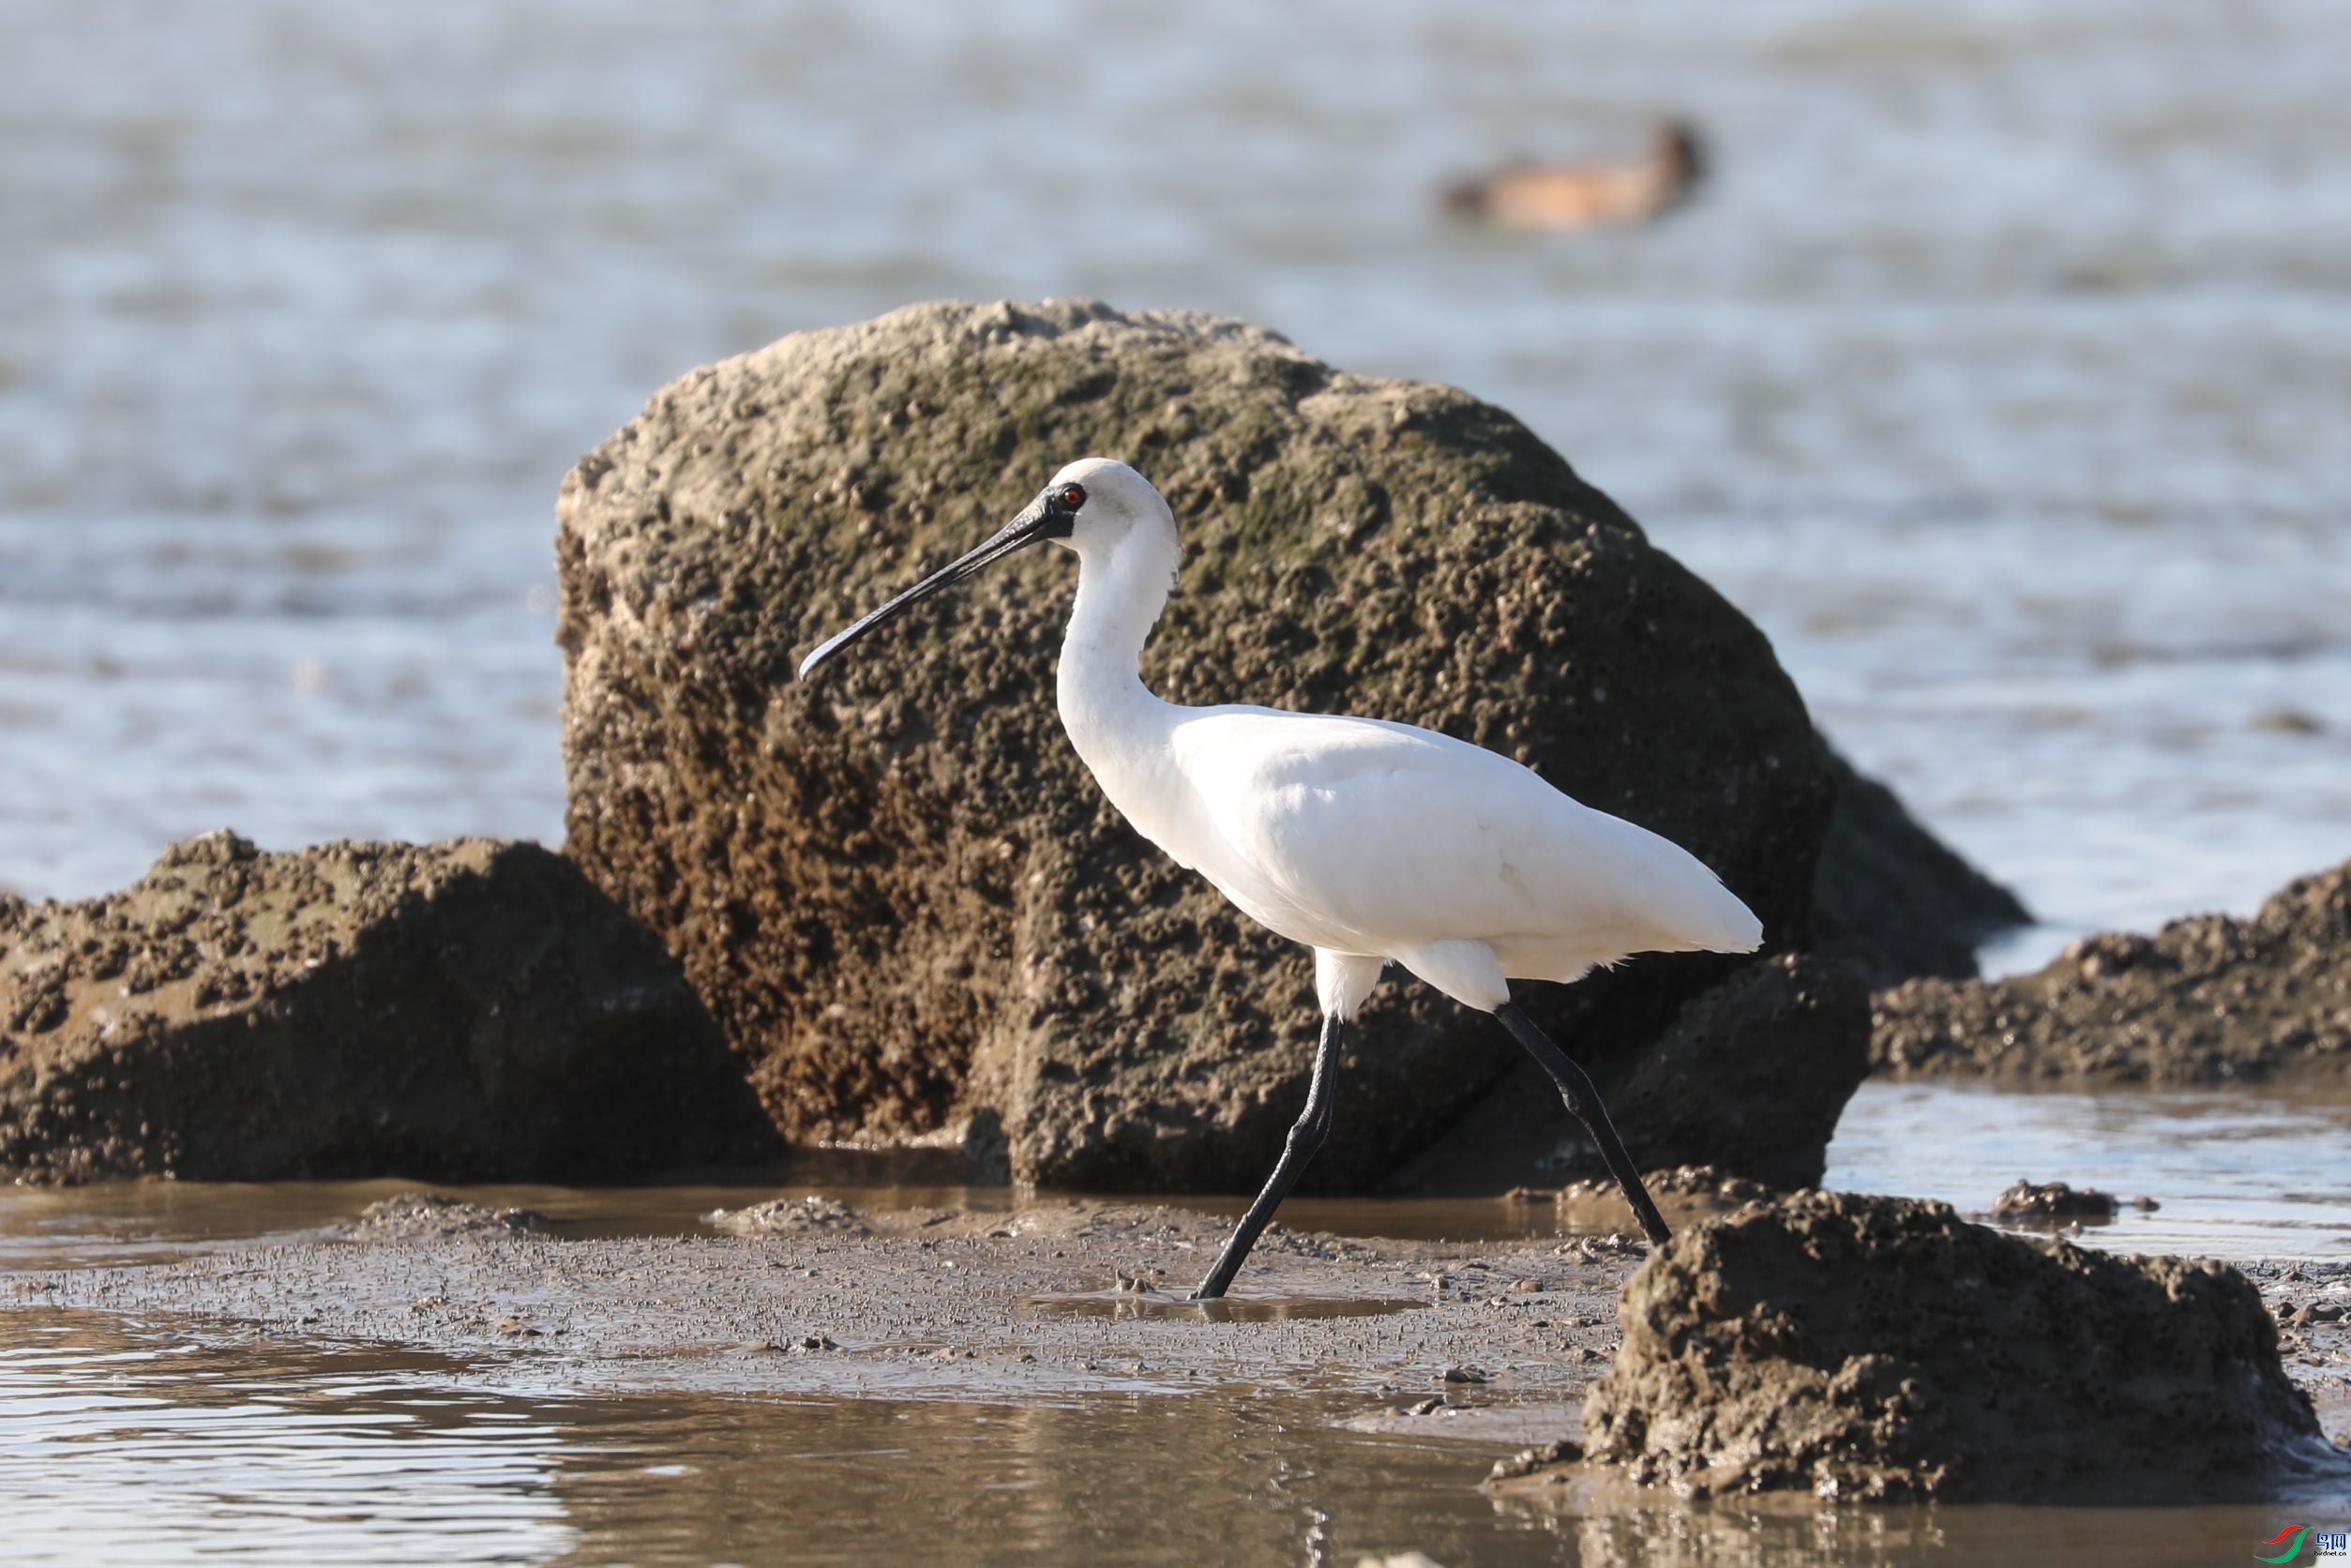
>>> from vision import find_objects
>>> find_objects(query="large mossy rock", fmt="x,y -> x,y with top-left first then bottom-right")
1876,859 -> 2351,1083
556,299 -> 1837,1190
1583,1191 -> 2347,1502
0,832 -> 780,1183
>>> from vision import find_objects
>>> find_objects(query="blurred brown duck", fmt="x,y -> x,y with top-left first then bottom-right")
1442,119 -> 1707,232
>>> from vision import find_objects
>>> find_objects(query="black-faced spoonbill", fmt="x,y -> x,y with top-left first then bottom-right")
798,458 -> 1764,1299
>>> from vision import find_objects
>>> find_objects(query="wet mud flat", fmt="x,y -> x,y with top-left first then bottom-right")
7,1195 -> 2349,1447
7,1196 -> 2351,1564
0,1199 -> 1647,1433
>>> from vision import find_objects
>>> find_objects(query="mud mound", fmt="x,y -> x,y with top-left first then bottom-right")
1582,1190 -> 2346,1502
349,1193 -> 550,1238
556,297 -> 1846,1193
1875,859 -> 2351,1082
0,831 -> 781,1183
704,1196 -> 871,1237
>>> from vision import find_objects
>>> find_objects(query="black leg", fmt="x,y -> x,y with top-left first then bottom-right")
1494,1001 -> 1672,1247
1193,1012 -> 1344,1300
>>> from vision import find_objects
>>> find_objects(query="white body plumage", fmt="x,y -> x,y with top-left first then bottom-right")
1039,458 -> 1762,1021
797,453 -> 1764,1289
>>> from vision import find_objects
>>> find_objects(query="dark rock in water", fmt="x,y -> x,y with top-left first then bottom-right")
1605,954 -> 1869,1189
349,1192 -> 549,1238
0,831 -> 782,1183
1582,1190 -> 2348,1502
1875,859 -> 2351,1083
1812,746 -> 2029,986
556,298 -> 1838,1193
1991,1179 -> 2119,1221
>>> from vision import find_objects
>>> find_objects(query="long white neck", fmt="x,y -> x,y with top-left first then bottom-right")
1054,518 -> 1183,783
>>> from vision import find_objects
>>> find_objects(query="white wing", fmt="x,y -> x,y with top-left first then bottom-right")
1162,706 -> 1760,972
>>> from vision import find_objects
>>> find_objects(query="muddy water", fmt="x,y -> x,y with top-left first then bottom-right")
0,1308 -> 2315,1566
4,1082 -> 2348,1561
7,1079 -> 2345,1274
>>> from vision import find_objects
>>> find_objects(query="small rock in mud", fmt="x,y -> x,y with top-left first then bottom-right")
347,1192 -> 548,1239
1562,1164 -> 1778,1206
1488,1439 -> 1582,1482
702,1196 -> 870,1237
1581,1190 -> 2351,1502
1990,1180 -> 2121,1220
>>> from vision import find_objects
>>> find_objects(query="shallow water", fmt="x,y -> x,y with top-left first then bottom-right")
1825,1079 -> 2351,1260
0,1306 -> 2328,1566
4,0 -> 2350,963
4,1080 -> 2346,1274
5,1080 -> 2349,1561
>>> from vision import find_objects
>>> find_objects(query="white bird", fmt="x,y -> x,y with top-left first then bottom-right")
800,458 -> 1763,1299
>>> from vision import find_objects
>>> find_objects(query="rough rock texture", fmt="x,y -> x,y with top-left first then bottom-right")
1812,747 -> 2028,986
1583,1191 -> 2347,1502
0,831 -> 781,1183
557,298 -> 1837,1193
1605,955 -> 1869,1189
1875,860 -> 2351,1083
1394,954 -> 1869,1198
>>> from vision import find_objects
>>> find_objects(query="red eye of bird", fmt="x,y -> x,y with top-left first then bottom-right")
1060,484 -> 1087,510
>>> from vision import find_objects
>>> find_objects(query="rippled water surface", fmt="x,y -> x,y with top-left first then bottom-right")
4,1081 -> 2344,1272
0,1310 -> 2327,1567
4,0 -> 2349,960
3,1080 -> 2347,1562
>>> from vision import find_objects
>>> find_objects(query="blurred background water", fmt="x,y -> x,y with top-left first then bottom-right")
3,0 -> 2348,968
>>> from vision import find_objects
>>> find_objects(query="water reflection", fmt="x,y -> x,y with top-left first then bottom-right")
6,1081 -> 2348,1281
0,1316 -> 572,1565
0,1310 -> 2304,1566
1828,1080 -> 2351,1259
